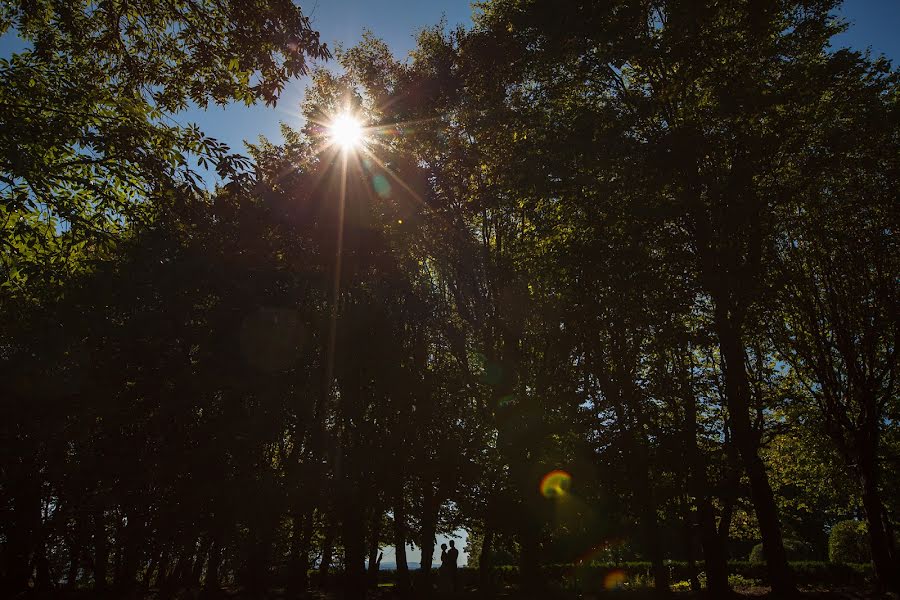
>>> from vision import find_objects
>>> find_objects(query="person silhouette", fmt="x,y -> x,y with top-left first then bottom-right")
439,543 -> 449,591
447,540 -> 459,591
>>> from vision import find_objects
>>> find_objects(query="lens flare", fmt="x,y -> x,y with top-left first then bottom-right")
328,113 -> 364,150
539,470 -> 572,498
603,569 -> 626,590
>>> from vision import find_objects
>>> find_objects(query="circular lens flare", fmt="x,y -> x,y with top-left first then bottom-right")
603,569 -> 626,590
540,470 -> 572,498
328,113 -> 364,150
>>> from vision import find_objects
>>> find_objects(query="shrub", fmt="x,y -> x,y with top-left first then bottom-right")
384,559 -> 873,590
748,538 -> 814,564
829,520 -> 870,563
728,573 -> 762,589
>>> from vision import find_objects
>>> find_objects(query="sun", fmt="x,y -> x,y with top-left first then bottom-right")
328,113 -> 364,151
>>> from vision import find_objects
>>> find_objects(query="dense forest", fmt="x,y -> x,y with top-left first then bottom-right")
1,0 -> 898,598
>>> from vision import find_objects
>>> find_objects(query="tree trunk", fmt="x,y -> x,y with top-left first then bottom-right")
682,365 -> 731,596
713,306 -> 794,595
479,527 -> 494,589
682,505 -> 700,592
341,503 -> 367,599
858,448 -> 899,593
190,537 -> 211,588
318,518 -> 335,584
115,511 -> 144,592
205,542 -> 222,591
156,549 -> 170,590
34,539 -> 51,592
167,548 -> 189,592
636,481 -> 669,595
93,509 -> 109,592
393,493 -> 411,592
66,538 -> 81,589
246,522 -> 274,595
366,512 -> 381,585
288,510 -> 313,596
697,498 -> 730,596
517,516 -> 543,597
418,480 -> 438,590
142,552 -> 158,589
3,474 -> 41,595
627,399 -> 669,595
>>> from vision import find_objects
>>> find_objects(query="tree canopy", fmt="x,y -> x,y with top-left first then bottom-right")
1,1 -> 898,599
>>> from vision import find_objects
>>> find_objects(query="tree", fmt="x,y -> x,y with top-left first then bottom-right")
772,48 -> 899,591
0,0 -> 329,290
2,1 -> 898,598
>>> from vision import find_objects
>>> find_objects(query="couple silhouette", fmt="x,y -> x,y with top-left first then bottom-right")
438,540 -> 459,592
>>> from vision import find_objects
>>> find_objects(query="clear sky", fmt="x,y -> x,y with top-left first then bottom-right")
180,0 -> 900,162
1,0 -> 896,173
177,0 -> 475,173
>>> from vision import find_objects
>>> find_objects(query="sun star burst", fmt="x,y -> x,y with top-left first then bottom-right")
328,113 -> 364,150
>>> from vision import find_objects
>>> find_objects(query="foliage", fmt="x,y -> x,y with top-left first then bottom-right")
419,561 -> 873,590
0,0 -> 329,290
749,539 -> 815,564
1,0 -> 899,597
727,574 -> 763,589
828,521 -> 871,564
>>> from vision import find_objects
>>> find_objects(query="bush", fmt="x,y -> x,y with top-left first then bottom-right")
377,560 -> 873,590
829,520 -> 870,563
728,573 -> 762,589
748,538 -> 814,564
513,560 -> 863,589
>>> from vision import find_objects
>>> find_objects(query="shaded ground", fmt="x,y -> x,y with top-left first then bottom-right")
290,589 -> 897,600
18,585 -> 899,600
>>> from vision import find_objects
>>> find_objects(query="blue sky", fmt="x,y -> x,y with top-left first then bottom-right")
177,0 -> 474,169
183,0 -> 900,160
2,0 -> 897,169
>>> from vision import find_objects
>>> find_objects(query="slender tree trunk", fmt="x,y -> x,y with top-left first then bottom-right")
517,517 -> 543,597
167,549 -> 188,592
142,552 -> 158,589
696,499 -> 730,596
34,538 -> 51,592
155,549 -> 170,590
318,518 -> 335,584
418,480 -> 438,590
393,493 -> 411,593
205,542 -> 222,591
288,509 -> 313,596
93,509 -> 109,592
366,512 -> 381,585
857,447 -> 899,593
682,366 -> 731,596
341,503 -> 367,599
190,537 -> 211,588
626,394 -> 669,595
335,355 -> 368,599
713,306 -> 794,595
115,511 -> 144,592
66,516 -> 86,589
67,542 -> 80,589
636,477 -> 669,595
246,521 -> 275,595
686,156 -> 794,595
479,527 -> 494,589
682,505 -> 700,592
3,474 -> 40,595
